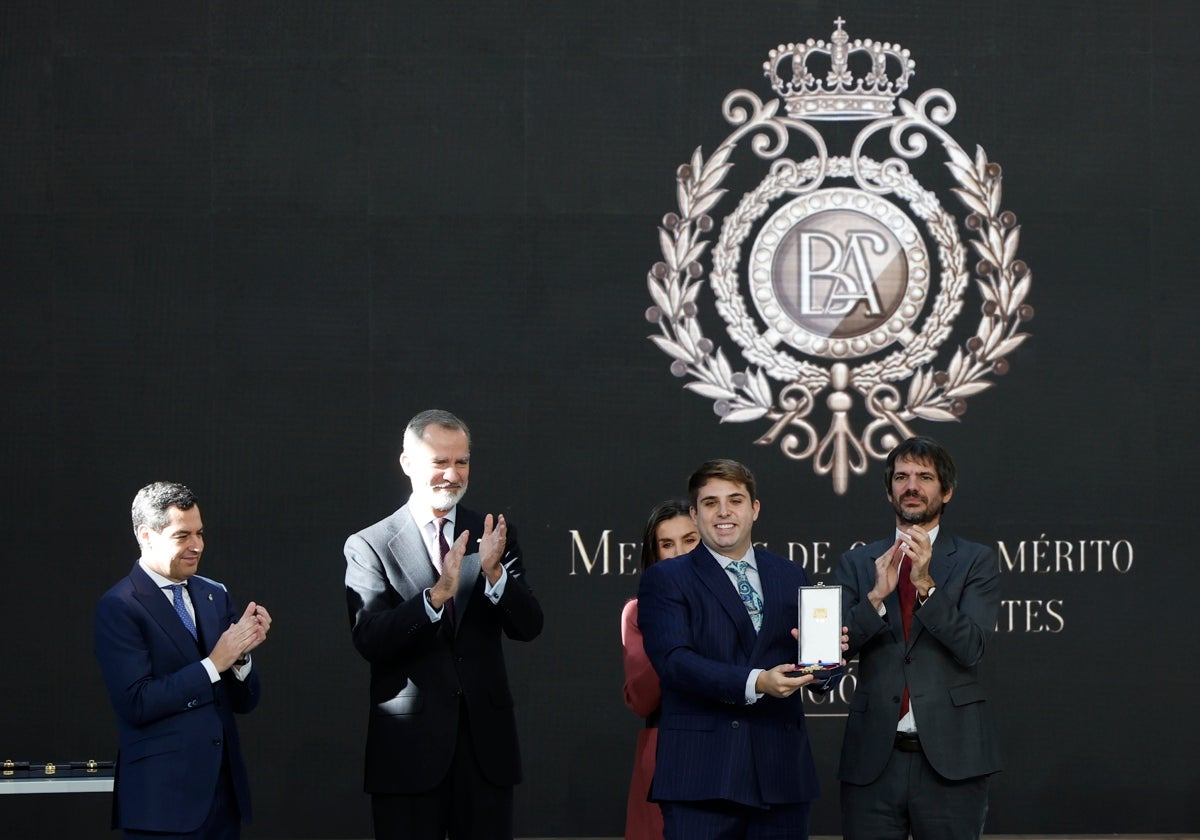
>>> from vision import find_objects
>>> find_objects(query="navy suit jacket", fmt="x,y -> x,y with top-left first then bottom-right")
344,503 -> 543,793
94,563 -> 259,833
836,533 -> 1002,785
637,543 -> 820,808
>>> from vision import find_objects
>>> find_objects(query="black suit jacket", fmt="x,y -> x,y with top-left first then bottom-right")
836,533 -> 1002,785
344,503 -> 543,793
94,563 -> 259,833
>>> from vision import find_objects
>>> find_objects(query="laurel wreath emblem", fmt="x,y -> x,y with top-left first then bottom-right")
646,89 -> 1034,493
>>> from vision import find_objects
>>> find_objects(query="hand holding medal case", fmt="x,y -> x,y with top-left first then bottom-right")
797,583 -> 845,688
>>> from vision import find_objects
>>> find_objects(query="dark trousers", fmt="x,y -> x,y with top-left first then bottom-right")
660,799 -> 810,840
371,703 -> 513,840
124,757 -> 241,840
840,745 -> 988,840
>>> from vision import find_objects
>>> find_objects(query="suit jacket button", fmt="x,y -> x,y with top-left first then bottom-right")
904,656 -> 912,664
212,739 -> 222,747
731,720 -> 740,729
892,696 -> 901,704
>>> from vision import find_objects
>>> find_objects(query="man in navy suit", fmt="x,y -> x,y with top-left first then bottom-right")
637,459 -> 824,840
344,409 -> 543,840
95,481 -> 271,839
835,437 -> 1001,839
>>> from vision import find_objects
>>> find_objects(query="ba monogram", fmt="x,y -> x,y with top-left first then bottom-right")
645,19 -> 1034,493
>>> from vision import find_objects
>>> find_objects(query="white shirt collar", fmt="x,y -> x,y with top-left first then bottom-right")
703,542 -> 757,569
139,559 -> 186,589
894,524 -> 941,544
408,504 -> 457,532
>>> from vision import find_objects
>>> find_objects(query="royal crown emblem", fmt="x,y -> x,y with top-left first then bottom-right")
765,18 -> 915,120
645,20 -> 1034,494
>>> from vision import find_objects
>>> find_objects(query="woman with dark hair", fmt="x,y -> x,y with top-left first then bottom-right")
621,499 -> 699,840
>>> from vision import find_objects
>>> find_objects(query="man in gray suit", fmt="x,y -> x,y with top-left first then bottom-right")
344,409 -> 543,840
835,436 -> 1001,840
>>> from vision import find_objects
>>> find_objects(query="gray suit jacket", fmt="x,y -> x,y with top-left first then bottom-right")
344,503 -> 543,793
835,533 -> 1002,784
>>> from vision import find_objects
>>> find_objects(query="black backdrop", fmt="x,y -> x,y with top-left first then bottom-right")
3,1 -> 1197,837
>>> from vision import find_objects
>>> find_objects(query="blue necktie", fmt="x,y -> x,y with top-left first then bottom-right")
727,560 -> 764,631
167,584 -> 198,641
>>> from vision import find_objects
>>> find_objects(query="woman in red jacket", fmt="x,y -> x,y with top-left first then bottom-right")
621,499 -> 699,840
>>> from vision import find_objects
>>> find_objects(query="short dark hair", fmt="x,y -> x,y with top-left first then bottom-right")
883,436 -> 957,494
640,499 -> 692,571
688,459 -> 757,507
131,481 -> 198,535
403,409 -> 471,451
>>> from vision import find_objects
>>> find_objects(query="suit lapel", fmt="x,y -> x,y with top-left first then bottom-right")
451,509 -> 483,633
692,546 -> 757,658
387,504 -> 483,633
928,534 -> 956,589
129,564 -> 202,660
753,548 -> 790,652
189,576 -> 221,653
386,505 -> 437,600
908,534 -> 957,648
862,538 -> 905,640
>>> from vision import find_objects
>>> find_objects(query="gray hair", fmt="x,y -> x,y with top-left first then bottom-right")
403,409 -> 471,451
131,481 -> 198,534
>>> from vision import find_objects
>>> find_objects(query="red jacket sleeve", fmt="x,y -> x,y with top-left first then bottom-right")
621,598 -> 661,718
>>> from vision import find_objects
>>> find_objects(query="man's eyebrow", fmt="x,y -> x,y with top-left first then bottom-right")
699,492 -> 744,503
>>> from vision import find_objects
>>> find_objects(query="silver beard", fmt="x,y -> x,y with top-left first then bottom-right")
426,483 -> 467,512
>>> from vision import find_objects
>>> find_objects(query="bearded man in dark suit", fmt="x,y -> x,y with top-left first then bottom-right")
836,436 -> 1002,840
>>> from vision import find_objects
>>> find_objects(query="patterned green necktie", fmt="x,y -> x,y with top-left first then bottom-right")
727,560 -> 763,631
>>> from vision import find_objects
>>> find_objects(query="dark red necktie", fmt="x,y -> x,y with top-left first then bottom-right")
436,518 -> 455,628
896,549 -> 915,718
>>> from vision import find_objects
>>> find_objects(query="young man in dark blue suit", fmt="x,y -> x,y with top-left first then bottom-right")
638,459 -> 831,840
95,482 -> 271,839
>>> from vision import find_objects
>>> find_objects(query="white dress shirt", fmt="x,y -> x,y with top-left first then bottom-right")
702,544 -> 767,705
876,525 -> 940,733
408,505 -> 507,623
